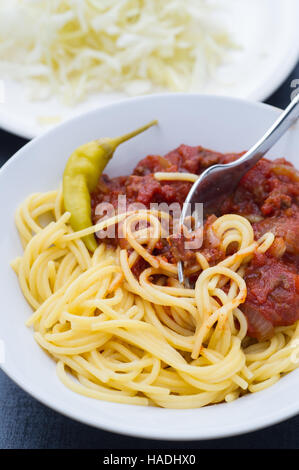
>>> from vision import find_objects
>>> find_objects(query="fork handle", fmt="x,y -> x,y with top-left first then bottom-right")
231,92 -> 299,175
177,93 -> 299,285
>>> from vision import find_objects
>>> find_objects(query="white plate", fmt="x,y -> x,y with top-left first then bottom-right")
0,93 -> 299,440
0,0 -> 298,139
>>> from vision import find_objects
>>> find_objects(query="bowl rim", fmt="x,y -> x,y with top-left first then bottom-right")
1,92 -> 299,441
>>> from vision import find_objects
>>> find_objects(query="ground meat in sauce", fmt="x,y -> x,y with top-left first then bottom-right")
242,252 -> 299,340
91,144 -> 299,341
91,145 -> 241,212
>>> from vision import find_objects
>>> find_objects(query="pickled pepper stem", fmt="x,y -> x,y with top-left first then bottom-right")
110,120 -> 158,147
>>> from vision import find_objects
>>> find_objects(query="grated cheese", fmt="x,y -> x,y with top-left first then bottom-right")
0,0 -> 236,104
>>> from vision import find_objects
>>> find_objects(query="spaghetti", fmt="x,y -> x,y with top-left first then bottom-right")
11,187 -> 299,408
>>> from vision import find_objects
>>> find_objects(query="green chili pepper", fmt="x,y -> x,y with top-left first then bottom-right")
63,120 -> 158,252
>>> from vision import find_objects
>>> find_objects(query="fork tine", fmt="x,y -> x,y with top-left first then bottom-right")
177,260 -> 184,284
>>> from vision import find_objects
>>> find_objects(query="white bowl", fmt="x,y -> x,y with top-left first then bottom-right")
0,94 -> 298,440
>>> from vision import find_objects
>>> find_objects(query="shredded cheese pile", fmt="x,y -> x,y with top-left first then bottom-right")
0,0 -> 235,104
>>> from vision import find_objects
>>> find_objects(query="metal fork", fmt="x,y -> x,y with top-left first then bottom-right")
178,93 -> 299,285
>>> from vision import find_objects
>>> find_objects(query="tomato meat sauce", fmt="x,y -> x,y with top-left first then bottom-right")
91,144 -> 299,341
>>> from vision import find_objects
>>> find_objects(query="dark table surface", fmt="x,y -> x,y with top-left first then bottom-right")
1,63 -> 299,450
